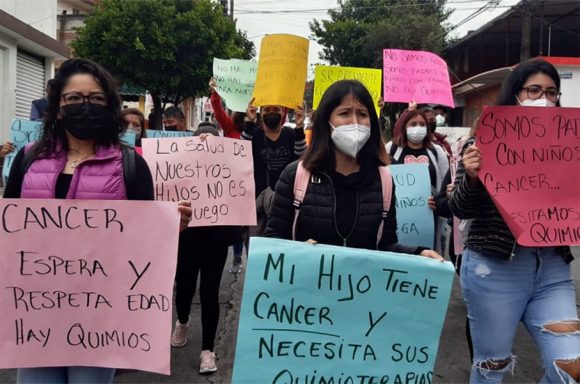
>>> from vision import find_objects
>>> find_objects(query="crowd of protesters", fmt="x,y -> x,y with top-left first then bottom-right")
0,56 -> 577,384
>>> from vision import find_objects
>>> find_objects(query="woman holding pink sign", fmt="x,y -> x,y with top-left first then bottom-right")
4,58 -> 193,384
449,58 -> 579,383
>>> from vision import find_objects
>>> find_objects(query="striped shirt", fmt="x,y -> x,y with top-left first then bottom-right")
449,137 -> 573,261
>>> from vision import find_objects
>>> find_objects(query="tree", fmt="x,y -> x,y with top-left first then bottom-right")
310,0 -> 452,68
72,0 -> 254,127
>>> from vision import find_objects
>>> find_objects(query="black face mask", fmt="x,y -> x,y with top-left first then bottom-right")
427,121 -> 437,134
262,113 -> 282,130
60,103 -> 113,141
164,125 -> 178,131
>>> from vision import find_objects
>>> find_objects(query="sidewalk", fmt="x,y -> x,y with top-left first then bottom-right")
1,248 -> 578,383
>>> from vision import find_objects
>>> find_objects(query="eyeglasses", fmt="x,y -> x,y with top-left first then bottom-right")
520,86 -> 561,102
62,92 -> 108,106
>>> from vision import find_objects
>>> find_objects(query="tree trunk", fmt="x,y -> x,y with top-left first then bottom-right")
150,92 -> 163,130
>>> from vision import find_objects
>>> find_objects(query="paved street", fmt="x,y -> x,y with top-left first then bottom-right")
1,247 -> 579,383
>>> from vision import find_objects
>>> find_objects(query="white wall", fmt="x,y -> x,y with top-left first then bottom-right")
557,66 -> 580,108
0,0 -> 57,39
0,35 -> 18,141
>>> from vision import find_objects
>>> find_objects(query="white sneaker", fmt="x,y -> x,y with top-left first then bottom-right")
199,350 -> 217,373
170,317 -> 190,347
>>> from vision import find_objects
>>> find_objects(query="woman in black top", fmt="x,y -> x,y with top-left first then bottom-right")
265,80 -> 441,260
449,58 -> 579,383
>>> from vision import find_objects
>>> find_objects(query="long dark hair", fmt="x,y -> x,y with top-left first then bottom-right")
496,58 -> 561,106
32,58 -> 122,159
302,80 -> 388,172
392,109 -> 433,148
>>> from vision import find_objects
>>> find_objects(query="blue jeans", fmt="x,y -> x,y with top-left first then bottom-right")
460,246 -> 579,383
17,367 -> 115,383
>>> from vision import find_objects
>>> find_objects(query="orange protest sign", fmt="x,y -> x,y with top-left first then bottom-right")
476,106 -> 580,246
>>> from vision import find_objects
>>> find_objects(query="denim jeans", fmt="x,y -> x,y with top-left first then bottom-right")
17,367 -> 115,383
460,246 -> 579,383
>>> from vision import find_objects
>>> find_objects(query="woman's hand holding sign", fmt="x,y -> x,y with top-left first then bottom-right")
462,145 -> 482,188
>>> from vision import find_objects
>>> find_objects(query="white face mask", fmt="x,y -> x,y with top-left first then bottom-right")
330,123 -> 371,158
406,125 -> 427,144
435,114 -> 446,127
518,98 -> 556,107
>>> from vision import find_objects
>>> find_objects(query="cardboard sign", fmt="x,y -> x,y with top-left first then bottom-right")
145,130 -> 194,139
141,136 -> 256,226
383,49 -> 454,107
390,164 -> 435,248
313,65 -> 382,114
477,106 -> 580,246
0,199 -> 180,374
233,237 -> 454,383
2,119 -> 42,184
213,58 -> 258,112
252,34 -> 309,109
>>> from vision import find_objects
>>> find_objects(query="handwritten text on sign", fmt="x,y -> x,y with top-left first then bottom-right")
232,237 -> 454,383
145,130 -> 194,139
313,65 -> 382,114
383,49 -> 454,107
390,164 -> 435,249
477,106 -> 580,246
213,58 -> 258,113
141,136 -> 256,226
0,199 -> 179,374
2,119 -> 42,184
252,34 -> 309,109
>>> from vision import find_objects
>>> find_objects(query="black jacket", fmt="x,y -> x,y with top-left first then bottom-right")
265,161 -> 424,255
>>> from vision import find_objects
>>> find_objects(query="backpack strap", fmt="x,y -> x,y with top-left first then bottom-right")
121,146 -> 136,198
393,146 -> 403,162
386,141 -> 403,162
292,161 -> 311,241
376,165 -> 393,247
21,143 -> 37,176
426,146 -> 440,194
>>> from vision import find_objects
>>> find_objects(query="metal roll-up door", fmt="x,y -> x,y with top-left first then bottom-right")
16,51 -> 45,119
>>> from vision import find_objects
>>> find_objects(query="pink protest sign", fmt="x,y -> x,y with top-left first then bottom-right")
0,199 -> 180,374
142,136 -> 256,226
382,49 -> 454,107
477,106 -> 580,246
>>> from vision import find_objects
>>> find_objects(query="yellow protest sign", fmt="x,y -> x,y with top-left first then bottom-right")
314,65 -> 383,114
252,34 -> 309,109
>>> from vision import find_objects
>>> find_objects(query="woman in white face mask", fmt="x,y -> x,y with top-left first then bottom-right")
385,109 -> 449,254
449,59 -> 579,383
264,80 -> 442,261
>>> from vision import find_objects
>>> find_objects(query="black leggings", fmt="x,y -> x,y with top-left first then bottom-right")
174,228 -> 229,351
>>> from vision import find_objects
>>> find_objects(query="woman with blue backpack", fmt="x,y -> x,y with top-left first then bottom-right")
264,79 -> 441,260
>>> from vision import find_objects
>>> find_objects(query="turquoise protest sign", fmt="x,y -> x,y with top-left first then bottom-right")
213,58 -> 257,112
389,164 -> 435,249
233,237 -> 454,383
2,119 -> 42,184
145,130 -> 194,139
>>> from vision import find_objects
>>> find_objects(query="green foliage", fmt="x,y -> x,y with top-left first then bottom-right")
310,0 -> 452,68
72,0 -> 255,106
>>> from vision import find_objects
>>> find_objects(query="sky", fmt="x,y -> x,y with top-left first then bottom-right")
234,0 -> 522,76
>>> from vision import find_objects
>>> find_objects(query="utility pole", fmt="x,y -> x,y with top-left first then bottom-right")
520,0 -> 531,61
230,0 -> 234,20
